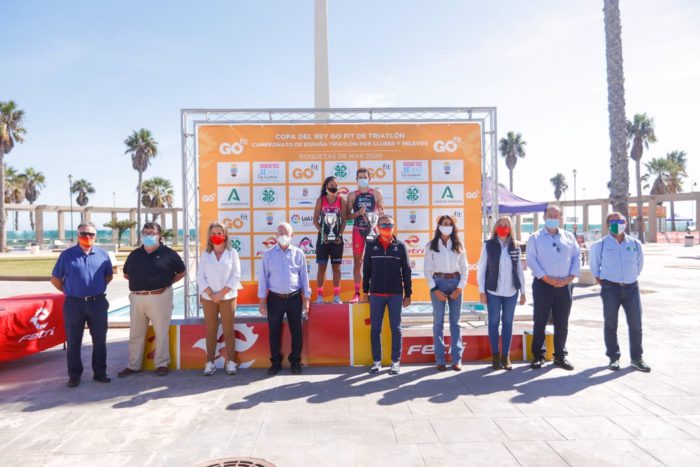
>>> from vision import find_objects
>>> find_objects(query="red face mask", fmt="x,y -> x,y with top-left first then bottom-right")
210,235 -> 226,246
78,237 -> 95,248
379,227 -> 393,238
495,226 -> 510,237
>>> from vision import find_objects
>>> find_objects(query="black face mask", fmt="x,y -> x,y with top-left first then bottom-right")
328,187 -> 338,194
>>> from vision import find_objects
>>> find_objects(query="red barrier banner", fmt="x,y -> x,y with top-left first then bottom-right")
0,294 -> 66,363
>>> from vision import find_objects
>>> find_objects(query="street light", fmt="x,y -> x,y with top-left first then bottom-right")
68,174 -> 74,243
573,169 -> 577,232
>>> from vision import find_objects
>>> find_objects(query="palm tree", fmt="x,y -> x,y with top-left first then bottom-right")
141,176 -> 174,223
0,101 -> 27,251
604,0 -> 630,220
550,173 -> 569,201
23,167 -> 46,232
498,131 -> 527,192
70,179 -> 95,221
3,166 -> 27,231
665,150 -> 688,232
643,157 -> 670,196
124,128 -> 158,242
627,113 -> 656,243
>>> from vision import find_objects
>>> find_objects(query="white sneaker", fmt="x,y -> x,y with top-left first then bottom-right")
316,296 -> 324,304
369,361 -> 382,373
332,295 -> 343,304
203,361 -> 216,376
389,361 -> 400,375
226,361 -> 238,375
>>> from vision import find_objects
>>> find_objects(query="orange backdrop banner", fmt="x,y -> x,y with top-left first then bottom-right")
197,123 -> 482,303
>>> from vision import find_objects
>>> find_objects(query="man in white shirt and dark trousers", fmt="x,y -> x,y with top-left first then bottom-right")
589,212 -> 650,372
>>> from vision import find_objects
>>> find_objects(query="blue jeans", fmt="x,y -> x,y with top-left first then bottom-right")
430,277 -> 463,364
600,281 -> 643,361
486,291 -> 518,355
369,294 -> 403,362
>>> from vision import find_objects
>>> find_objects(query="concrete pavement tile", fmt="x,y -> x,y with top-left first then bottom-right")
502,440 -> 568,467
511,399 -> 579,417
683,415 -> 700,429
53,428 -> 132,455
0,430 -> 77,458
144,449 -> 214,467
419,441 -> 518,466
430,418 -> 507,443
407,399 -> 474,418
615,396 -> 672,415
643,396 -> 700,415
42,451 -> 155,467
660,416 -> 700,438
547,440 -> 662,466
250,444 -> 354,467
351,444 -> 426,466
564,397 -> 636,416
464,400 -> 524,417
313,420 -> 396,445
493,417 -> 565,441
392,419 -> 439,444
300,401 -> 352,422
255,421 -> 314,447
348,400 -> 413,421
544,416 -> 634,440
633,440 -> 700,466
122,426 -> 189,452
677,440 -> 700,456
608,415 -> 696,440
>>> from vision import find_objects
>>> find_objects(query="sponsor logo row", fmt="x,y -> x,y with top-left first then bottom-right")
204,183 -> 473,209
219,208 -> 465,234
215,160 -> 466,185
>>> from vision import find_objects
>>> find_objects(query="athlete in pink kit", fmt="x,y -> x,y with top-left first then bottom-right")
346,168 -> 384,303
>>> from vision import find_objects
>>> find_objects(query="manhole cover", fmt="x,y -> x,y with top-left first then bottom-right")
196,458 -> 276,467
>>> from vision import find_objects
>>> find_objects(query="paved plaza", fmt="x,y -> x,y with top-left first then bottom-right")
1,243 -> 700,466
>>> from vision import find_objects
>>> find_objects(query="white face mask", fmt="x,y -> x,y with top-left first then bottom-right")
438,225 -> 453,236
277,235 -> 291,247
358,178 -> 369,188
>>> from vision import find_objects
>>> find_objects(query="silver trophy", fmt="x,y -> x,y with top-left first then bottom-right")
323,212 -> 339,242
365,212 -> 379,240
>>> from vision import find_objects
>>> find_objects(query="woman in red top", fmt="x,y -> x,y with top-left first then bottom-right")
312,176 -> 347,304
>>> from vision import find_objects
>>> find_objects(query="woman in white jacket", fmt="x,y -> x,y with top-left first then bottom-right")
197,221 -> 242,376
423,215 -> 468,371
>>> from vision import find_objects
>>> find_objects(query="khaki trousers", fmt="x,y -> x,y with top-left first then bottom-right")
127,287 -> 174,369
202,298 -> 237,362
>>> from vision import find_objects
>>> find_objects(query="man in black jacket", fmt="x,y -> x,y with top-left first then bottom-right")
363,214 -> 412,374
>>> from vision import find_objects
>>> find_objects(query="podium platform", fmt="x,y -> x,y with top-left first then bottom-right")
141,303 -> 554,370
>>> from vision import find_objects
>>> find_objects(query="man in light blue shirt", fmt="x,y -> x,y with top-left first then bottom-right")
526,205 -> 580,370
589,212 -> 649,372
258,222 -> 311,376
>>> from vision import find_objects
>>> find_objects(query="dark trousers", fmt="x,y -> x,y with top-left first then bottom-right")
601,281 -> 643,361
531,279 -> 572,359
369,294 -> 403,362
267,294 -> 303,365
63,295 -> 109,379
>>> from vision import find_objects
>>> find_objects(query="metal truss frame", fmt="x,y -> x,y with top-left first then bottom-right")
181,107 -> 498,319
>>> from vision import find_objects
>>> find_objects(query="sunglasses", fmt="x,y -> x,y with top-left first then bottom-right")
379,223 -> 394,228
78,232 -> 96,238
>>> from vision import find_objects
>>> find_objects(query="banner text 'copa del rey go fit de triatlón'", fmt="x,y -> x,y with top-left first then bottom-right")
197,123 -> 482,304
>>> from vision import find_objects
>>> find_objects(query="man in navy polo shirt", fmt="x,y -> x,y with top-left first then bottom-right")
51,222 -> 113,388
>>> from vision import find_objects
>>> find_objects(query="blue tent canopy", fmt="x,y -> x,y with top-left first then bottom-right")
483,180 -> 548,215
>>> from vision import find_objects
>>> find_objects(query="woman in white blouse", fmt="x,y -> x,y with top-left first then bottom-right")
197,221 -> 242,376
423,215 -> 468,371
477,216 -> 526,371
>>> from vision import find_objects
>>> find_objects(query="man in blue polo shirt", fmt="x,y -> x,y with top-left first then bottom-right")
50,222 -> 113,387
526,205 -> 580,371
589,212 -> 650,372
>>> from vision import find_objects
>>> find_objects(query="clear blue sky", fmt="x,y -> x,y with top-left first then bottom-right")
2,0 -> 698,229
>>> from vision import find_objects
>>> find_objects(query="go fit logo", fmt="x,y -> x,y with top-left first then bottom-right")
433,137 -> 461,153
292,163 -> 320,180
219,139 -> 247,155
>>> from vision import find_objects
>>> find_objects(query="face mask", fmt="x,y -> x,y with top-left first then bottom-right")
277,235 -> 291,247
210,235 -> 226,246
495,226 -> 510,237
609,221 -> 626,234
379,227 -> 393,238
545,219 -> 559,230
327,187 -> 338,194
438,225 -> 453,236
78,236 -> 95,248
358,179 -> 369,188
142,235 -> 159,247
